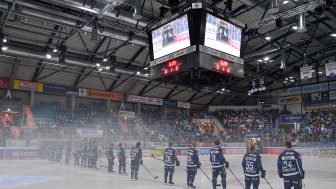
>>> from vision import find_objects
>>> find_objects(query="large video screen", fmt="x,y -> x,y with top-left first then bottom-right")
151,14 -> 190,59
204,14 -> 242,57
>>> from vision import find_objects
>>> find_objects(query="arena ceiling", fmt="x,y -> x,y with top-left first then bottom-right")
0,0 -> 335,107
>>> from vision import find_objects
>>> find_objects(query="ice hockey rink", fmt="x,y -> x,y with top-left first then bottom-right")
1,155 -> 335,189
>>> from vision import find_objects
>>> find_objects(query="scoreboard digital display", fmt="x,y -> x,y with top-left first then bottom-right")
213,60 -> 233,74
163,60 -> 181,75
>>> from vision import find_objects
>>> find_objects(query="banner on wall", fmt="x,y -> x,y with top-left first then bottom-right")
280,114 -> 306,123
280,87 -> 301,96
330,81 -> 336,90
300,66 -> 313,81
163,99 -> 178,107
303,102 -> 331,110
302,83 -> 328,93
244,131 -> 262,138
79,88 -> 124,101
119,111 -> 135,118
251,77 -> 266,93
76,129 -> 103,138
279,95 -> 302,105
127,95 -> 163,106
0,77 -> 8,89
13,80 -> 43,92
177,101 -> 190,109
44,84 -> 78,95
193,119 -> 213,124
330,91 -> 336,100
326,62 -> 336,79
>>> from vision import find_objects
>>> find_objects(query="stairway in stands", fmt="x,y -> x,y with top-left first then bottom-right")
212,117 -> 224,140
24,105 -> 36,128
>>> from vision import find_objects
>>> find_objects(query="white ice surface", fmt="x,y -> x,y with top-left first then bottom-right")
0,155 -> 335,189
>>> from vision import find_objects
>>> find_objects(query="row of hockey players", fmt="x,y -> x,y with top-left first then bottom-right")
42,142 -> 72,164
161,140 -> 305,189
74,141 -> 99,168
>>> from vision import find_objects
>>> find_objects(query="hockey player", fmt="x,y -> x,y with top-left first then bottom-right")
65,142 -> 72,165
88,141 -> 92,168
187,142 -> 200,188
210,139 -> 229,189
92,141 -> 98,168
130,142 -> 143,180
242,145 -> 266,189
73,149 -> 81,165
106,143 -> 115,173
118,143 -> 127,175
81,142 -> 88,166
278,141 -> 305,189
163,142 -> 180,185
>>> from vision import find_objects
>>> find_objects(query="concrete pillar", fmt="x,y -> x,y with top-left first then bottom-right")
107,99 -> 111,110
137,103 -> 141,116
71,95 -> 76,111
30,91 -> 34,107
163,106 -> 167,117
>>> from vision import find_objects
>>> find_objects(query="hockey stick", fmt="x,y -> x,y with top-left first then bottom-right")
151,154 -> 164,162
228,168 -> 244,189
199,168 -> 221,186
97,159 -> 108,168
295,159 -> 306,189
263,177 -> 274,189
141,164 -> 159,179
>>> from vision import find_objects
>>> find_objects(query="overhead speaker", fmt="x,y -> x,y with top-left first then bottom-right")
133,0 -> 143,20
275,18 -> 282,28
297,12 -> 307,33
109,54 -> 117,72
168,0 -> 179,6
268,0 -> 279,14
58,42 -> 67,63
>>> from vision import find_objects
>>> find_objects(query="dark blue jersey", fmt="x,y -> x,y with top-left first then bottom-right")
210,146 -> 227,167
92,145 -> 98,156
106,148 -> 113,159
277,149 -> 304,176
82,145 -> 88,154
242,152 -> 264,177
187,148 -> 199,167
88,145 -> 93,155
117,147 -> 126,160
130,147 -> 142,162
163,148 -> 179,166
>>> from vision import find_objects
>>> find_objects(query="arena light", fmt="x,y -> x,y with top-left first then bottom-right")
1,46 -> 8,51
292,25 -> 298,30
98,68 -> 103,71
103,58 -> 107,62
297,13 -> 307,33
144,67 -> 148,70
144,73 -> 149,76
257,59 -> 263,62
136,71 -> 140,74
133,0 -> 143,20
265,35 -> 271,41
96,63 -> 101,67
318,71 -> 323,74
331,33 -> 336,37
46,53 -> 52,59
268,0 -> 279,14
283,0 -> 289,4
264,57 -> 270,61
106,66 -> 110,69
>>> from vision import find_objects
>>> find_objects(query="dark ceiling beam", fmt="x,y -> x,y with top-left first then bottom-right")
141,82 -> 162,95
35,67 -> 68,82
232,0 -> 267,17
31,25 -> 60,82
125,47 -> 145,68
187,93 -> 198,102
190,92 -> 213,102
206,94 -> 220,106
0,0 -> 19,30
164,85 -> 179,99
98,72 -> 108,90
137,81 -> 151,95
168,87 -> 191,98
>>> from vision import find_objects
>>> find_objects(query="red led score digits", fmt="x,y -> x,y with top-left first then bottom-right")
214,60 -> 231,73
163,60 -> 180,75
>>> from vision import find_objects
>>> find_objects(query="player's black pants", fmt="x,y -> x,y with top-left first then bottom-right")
108,159 -> 114,172
164,165 -> 175,182
212,166 -> 226,189
187,166 -> 197,185
245,175 -> 260,189
81,155 -> 87,166
65,154 -> 70,164
74,156 -> 80,165
284,174 -> 302,189
119,159 -> 126,173
131,161 -> 139,179
92,155 -> 97,168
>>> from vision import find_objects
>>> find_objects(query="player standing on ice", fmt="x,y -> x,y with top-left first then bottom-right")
187,142 -> 201,188
81,142 -> 88,167
242,145 -> 266,189
278,141 -> 305,189
106,143 -> 115,173
210,139 -> 229,189
130,142 -> 143,180
163,142 -> 180,185
92,141 -> 98,169
118,143 -> 127,175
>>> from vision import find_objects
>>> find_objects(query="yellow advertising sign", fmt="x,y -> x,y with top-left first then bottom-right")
79,88 -> 124,101
13,80 -> 43,92
279,95 -> 302,105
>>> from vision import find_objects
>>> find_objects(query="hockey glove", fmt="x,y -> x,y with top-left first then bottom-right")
197,163 -> 201,169
139,159 -> 143,165
278,173 -> 284,178
261,170 -> 266,178
225,162 -> 229,169
300,171 -> 305,179
176,161 -> 180,167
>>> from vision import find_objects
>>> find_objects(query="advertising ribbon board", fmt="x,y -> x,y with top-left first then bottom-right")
76,129 -> 103,138
127,95 -> 163,106
0,77 -> 8,89
302,83 -> 328,93
330,81 -> 336,90
44,84 -> 78,95
163,99 -> 178,107
279,95 -> 302,105
78,88 -> 124,101
330,91 -> 336,100
177,101 -> 190,109
280,87 -> 301,96
244,132 -> 262,138
280,114 -> 306,123
13,80 -> 43,92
